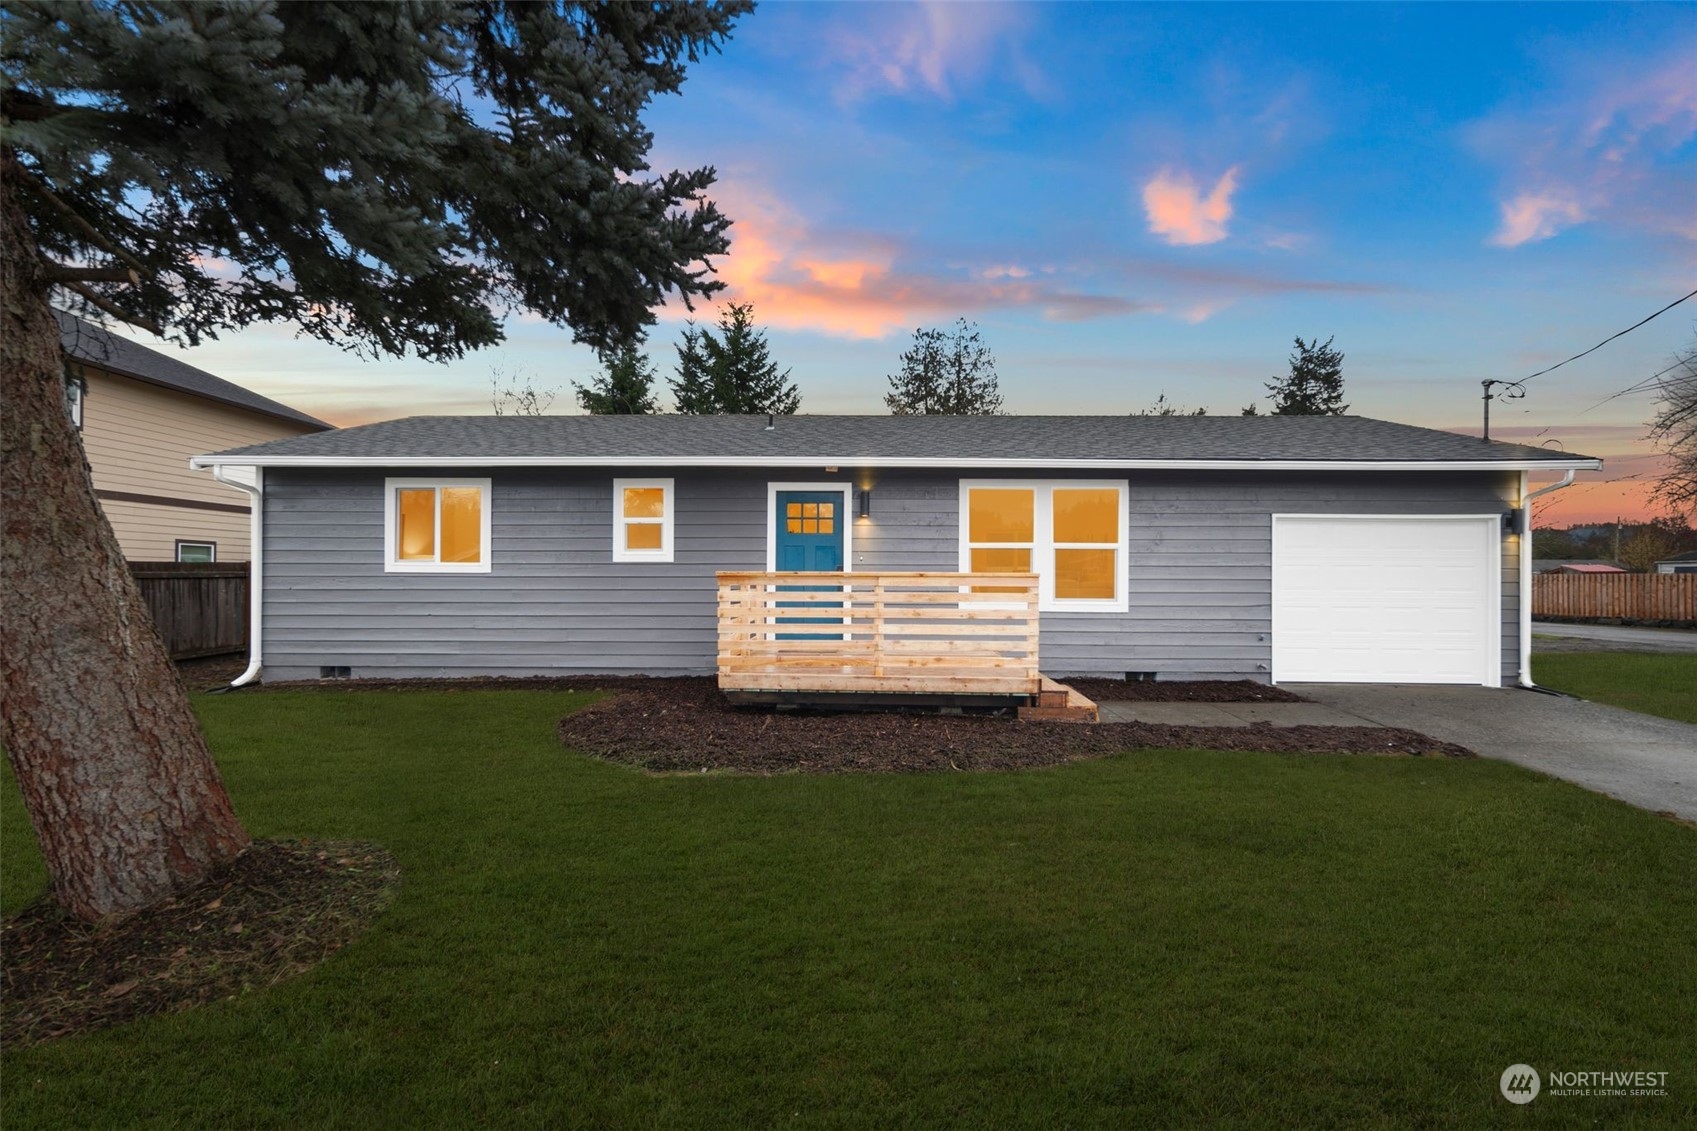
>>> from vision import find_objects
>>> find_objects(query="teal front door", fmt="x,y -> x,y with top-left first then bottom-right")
774,490 -> 844,637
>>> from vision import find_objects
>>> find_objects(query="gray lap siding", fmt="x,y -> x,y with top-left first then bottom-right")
259,467 -> 1520,682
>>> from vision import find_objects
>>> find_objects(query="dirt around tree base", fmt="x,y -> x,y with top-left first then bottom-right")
2,840 -> 399,1047
557,678 -> 1474,774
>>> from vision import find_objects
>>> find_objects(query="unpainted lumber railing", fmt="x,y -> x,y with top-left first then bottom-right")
716,571 -> 1041,696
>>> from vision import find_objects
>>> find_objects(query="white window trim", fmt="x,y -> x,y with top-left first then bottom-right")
765,482 -> 854,572
383,477 -> 493,573
175,540 -> 216,563
958,479 -> 1130,613
612,477 -> 675,563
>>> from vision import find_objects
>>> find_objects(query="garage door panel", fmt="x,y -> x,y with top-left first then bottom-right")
1273,515 -> 1498,686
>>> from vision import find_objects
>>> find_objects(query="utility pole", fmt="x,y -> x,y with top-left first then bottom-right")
1480,379 -> 1524,442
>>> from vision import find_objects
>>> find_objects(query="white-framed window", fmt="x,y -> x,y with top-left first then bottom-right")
65,369 -> 85,429
175,540 -> 216,563
959,480 -> 1129,612
612,478 -> 674,562
383,478 -> 492,573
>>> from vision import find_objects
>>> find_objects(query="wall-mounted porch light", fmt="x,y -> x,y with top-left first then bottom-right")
858,489 -> 872,520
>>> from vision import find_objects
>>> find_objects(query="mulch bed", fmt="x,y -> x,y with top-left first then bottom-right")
2,840 -> 399,1047
557,677 -> 1475,774
1064,678 -> 1308,703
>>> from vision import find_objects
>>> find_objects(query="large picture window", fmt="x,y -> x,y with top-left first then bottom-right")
612,478 -> 674,562
384,478 -> 491,573
960,481 -> 1128,611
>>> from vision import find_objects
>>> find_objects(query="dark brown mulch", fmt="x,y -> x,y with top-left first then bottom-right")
1064,677 -> 1309,703
2,840 -> 399,1047
556,677 -> 1475,774
174,653 -> 250,692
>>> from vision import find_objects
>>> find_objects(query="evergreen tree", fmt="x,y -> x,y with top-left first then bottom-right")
669,322 -> 715,414
1265,336 -> 1348,415
1241,402 -> 1261,416
885,318 -> 1004,414
576,344 -> 659,415
669,303 -> 800,414
1,0 -> 748,921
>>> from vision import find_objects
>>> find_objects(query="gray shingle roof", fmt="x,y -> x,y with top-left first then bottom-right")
58,311 -> 330,430
197,413 -> 1599,467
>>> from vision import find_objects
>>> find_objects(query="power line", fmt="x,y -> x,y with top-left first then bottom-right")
1516,286 -> 1697,387
1482,284 -> 1696,439
1570,353 -> 1695,418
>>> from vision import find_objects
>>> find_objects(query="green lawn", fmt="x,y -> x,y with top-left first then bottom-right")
1534,651 -> 1697,724
4,690 -> 1695,1128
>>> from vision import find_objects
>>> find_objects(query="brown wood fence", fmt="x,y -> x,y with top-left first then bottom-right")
129,561 -> 249,659
1532,572 -> 1697,624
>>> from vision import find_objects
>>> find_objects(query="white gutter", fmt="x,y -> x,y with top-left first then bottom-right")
190,454 -> 1604,473
1518,468 -> 1579,688
210,464 -> 264,688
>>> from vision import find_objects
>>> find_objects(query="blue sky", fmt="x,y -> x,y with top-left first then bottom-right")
122,2 -> 1696,523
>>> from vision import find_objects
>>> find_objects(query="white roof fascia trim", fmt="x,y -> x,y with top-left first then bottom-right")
191,454 -> 1605,472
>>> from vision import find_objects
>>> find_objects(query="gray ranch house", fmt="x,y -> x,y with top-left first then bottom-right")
191,414 -> 1598,692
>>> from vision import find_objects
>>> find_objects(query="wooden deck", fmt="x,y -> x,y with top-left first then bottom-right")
716,571 -> 1043,701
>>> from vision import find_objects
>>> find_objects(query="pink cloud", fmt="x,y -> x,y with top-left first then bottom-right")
1490,191 -> 1588,247
687,179 -> 1149,338
1472,43 -> 1697,247
829,1 -> 1044,104
1142,167 -> 1240,246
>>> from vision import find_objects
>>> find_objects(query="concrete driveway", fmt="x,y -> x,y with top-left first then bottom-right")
1296,684 -> 1697,823
1532,621 -> 1697,653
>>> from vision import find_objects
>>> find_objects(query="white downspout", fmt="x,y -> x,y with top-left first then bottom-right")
1518,468 -> 1577,688
211,464 -> 264,687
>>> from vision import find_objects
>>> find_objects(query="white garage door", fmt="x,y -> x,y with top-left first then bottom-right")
1272,515 -> 1500,686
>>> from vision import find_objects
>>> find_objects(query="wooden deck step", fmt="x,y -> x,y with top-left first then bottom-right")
1020,678 -> 1099,723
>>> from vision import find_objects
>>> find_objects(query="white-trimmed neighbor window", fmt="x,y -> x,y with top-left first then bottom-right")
959,480 -> 1129,612
384,478 -> 491,573
175,540 -> 216,563
613,478 -> 674,562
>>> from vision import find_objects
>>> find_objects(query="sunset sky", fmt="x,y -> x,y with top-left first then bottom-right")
114,2 -> 1695,526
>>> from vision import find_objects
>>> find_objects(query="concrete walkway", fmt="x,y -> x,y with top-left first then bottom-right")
1296,684 -> 1697,822
1532,621 -> 1697,653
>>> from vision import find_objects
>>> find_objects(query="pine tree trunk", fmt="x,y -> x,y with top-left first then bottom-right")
1,173 -> 249,922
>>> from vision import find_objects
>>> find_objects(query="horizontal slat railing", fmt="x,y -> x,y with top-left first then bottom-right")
716,571 -> 1042,696
1533,573 -> 1696,623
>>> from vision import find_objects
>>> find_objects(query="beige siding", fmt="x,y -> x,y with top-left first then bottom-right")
94,498 -> 252,563
77,366 -> 318,562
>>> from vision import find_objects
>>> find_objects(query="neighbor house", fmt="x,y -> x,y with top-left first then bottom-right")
60,311 -> 329,562
1654,551 -> 1697,575
191,414 -> 1599,690
1535,561 -> 1628,574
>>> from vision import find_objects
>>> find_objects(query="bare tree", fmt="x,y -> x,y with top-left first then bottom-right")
1649,335 -> 1697,518
1134,392 -> 1207,416
490,362 -> 559,417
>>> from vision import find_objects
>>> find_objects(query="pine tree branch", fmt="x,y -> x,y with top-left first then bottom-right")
43,263 -> 142,285
14,169 -> 154,281
56,281 -> 162,335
